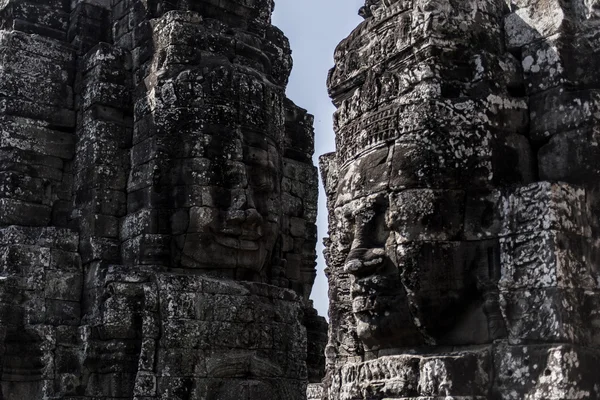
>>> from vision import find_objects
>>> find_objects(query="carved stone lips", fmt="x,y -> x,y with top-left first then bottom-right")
352,295 -> 378,313
351,274 -> 389,296
211,222 -> 264,250
214,235 -> 261,251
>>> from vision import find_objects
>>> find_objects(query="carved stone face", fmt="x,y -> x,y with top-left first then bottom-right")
179,127 -> 282,275
172,69 -> 283,276
336,193 -> 424,348
335,147 -> 477,351
337,194 -> 422,350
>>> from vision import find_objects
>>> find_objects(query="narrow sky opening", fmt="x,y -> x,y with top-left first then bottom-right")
272,0 -> 364,319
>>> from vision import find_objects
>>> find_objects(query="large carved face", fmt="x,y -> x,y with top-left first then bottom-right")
174,69 -> 283,277
334,147 -> 478,351
182,134 -> 281,271
336,192 -> 420,350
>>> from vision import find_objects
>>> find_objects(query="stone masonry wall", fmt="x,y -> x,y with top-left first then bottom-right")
0,1 -> 326,399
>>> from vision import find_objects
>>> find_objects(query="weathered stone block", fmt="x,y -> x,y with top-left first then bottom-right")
79,116 -> 131,146
75,188 -> 126,217
133,371 -> 156,396
0,148 -> 64,182
0,226 -> 78,252
504,0 -> 587,49
0,70 -> 72,110
0,171 -> 52,205
502,182 -> 592,237
388,189 -> 465,242
538,125 -> 600,184
78,213 -> 119,239
85,372 -> 136,397
0,198 -> 51,227
307,382 -> 324,400
2,1 -> 70,30
500,287 -> 590,344
388,129 -> 493,191
500,230 -> 597,291
529,89 -> 600,142
331,349 -> 491,400
75,164 -> 127,192
0,97 -> 75,128
45,299 -> 80,326
521,35 -> 568,95
0,29 -> 74,62
80,237 -> 120,264
120,208 -> 158,240
74,137 -> 129,173
465,182 -> 592,240
49,248 -> 81,272
0,116 -> 75,160
45,271 -> 82,301
82,81 -> 130,110
121,234 -> 169,266
493,344 -> 600,400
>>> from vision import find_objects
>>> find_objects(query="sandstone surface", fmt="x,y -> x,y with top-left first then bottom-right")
0,1 -> 326,399
321,0 -> 600,399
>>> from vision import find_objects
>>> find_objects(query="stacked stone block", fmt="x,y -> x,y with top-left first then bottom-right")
147,275 -> 307,399
0,227 -> 81,399
0,0 -> 71,40
75,44 -> 132,269
0,1 -> 82,398
281,100 -> 327,386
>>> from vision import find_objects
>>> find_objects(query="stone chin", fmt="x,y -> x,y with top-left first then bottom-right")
213,235 -> 262,251
354,310 -> 404,349
355,312 -> 384,344
180,232 -> 276,272
352,295 -> 425,350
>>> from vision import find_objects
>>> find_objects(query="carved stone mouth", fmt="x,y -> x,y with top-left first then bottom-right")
214,227 -> 263,237
352,295 -> 379,313
351,273 -> 396,297
214,235 -> 260,250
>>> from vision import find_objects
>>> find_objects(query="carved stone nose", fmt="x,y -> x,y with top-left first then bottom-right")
244,208 -> 263,226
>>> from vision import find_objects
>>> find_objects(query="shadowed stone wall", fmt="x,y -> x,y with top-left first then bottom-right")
321,0 -> 600,399
0,0 -> 326,399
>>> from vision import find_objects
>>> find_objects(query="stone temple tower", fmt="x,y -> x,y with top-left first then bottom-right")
0,0 -> 326,399
321,0 -> 600,399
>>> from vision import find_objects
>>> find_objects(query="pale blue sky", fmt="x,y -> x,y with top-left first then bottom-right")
272,0 -> 364,319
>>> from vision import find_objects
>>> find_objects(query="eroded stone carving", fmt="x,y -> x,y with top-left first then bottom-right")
323,0 -> 600,399
0,0 -> 326,399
